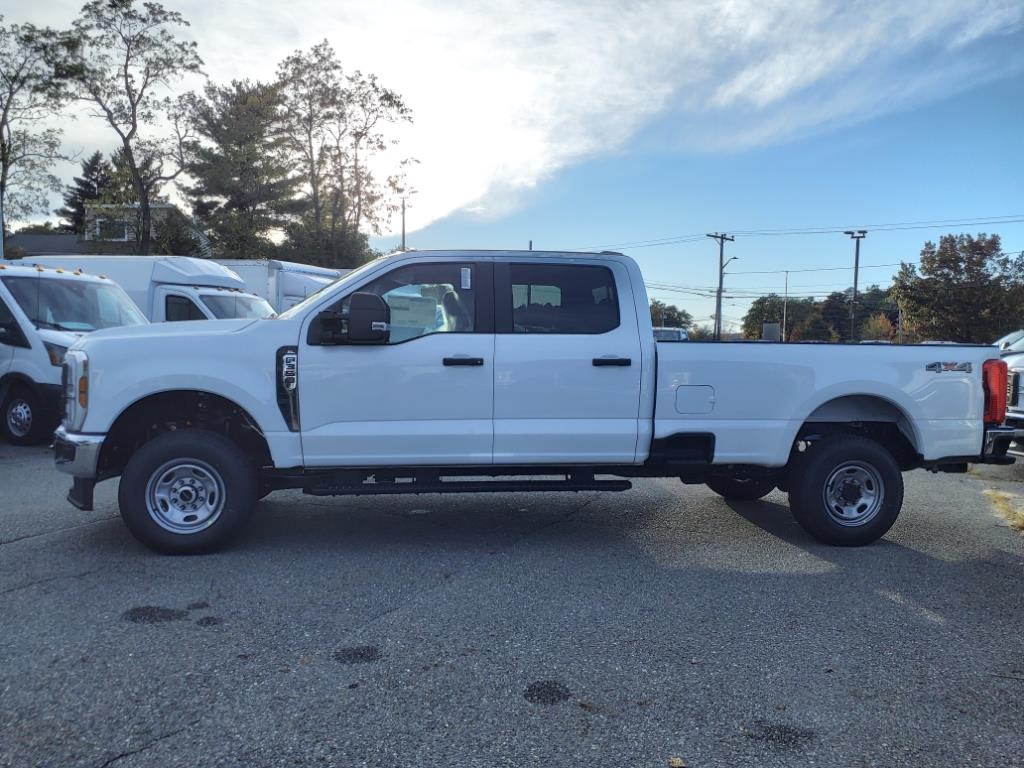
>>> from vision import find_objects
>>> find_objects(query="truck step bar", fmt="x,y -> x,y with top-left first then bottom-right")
301,475 -> 633,497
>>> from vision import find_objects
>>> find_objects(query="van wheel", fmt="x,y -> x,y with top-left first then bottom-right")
706,475 -> 775,501
788,435 -> 904,546
2,387 -> 49,446
118,429 -> 257,555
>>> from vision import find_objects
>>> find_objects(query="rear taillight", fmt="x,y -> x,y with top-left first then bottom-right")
983,358 -> 1008,425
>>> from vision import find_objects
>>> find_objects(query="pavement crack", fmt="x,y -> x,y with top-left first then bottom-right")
1,569 -> 100,597
96,720 -> 199,768
0,516 -> 118,546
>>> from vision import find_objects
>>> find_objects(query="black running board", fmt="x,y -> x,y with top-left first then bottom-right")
303,478 -> 632,497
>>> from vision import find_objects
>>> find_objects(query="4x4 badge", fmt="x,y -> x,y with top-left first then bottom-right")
925,362 -> 972,373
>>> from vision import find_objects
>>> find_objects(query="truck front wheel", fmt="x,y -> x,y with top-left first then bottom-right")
118,429 -> 257,555
788,435 -> 904,546
2,387 -> 51,446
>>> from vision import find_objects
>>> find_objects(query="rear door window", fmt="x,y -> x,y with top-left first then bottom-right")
508,264 -> 619,334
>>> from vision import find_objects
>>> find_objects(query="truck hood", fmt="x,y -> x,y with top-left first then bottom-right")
70,318 -> 260,350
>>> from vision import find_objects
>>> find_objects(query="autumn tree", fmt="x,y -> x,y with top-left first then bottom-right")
893,234 -> 1024,343
276,40 -> 411,266
861,312 -> 895,341
54,0 -> 201,254
650,299 -> 693,329
0,18 -> 67,245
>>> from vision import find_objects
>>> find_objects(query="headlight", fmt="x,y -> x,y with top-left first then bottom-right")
63,349 -> 89,431
44,341 -> 69,367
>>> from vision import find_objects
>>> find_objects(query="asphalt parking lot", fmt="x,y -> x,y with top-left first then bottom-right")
2,445 -> 1023,768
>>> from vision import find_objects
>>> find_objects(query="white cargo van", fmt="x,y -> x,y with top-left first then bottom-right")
0,263 -> 147,444
8,256 -> 275,322
216,259 -> 347,312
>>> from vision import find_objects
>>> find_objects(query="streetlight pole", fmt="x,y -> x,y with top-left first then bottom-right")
782,270 -> 789,342
844,229 -> 867,341
400,197 -> 407,251
707,232 -> 735,341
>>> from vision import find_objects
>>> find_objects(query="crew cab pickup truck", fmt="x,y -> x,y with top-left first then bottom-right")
53,250 -> 1018,554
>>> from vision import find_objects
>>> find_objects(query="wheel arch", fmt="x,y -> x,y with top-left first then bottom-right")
796,393 -> 922,471
97,389 -> 273,480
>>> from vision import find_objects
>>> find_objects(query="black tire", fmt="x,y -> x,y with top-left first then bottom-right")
788,435 -> 904,546
118,429 -> 258,555
706,475 -> 776,501
2,386 -> 52,446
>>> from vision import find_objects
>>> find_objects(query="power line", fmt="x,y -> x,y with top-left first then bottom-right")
565,215 -> 1024,251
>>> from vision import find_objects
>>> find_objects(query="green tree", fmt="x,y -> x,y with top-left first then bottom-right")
187,79 -> 301,258
650,299 -> 693,329
56,150 -> 112,233
15,220 -> 59,234
741,294 -> 815,340
892,233 -> 1024,343
790,308 -> 838,342
688,324 -> 714,340
0,18 -> 67,244
54,0 -> 201,254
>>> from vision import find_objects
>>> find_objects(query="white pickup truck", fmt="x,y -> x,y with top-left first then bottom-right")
53,250 -> 1018,554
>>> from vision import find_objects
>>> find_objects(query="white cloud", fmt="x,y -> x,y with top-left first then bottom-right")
15,0 -> 1024,232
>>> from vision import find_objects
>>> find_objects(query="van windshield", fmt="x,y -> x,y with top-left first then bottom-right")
200,293 -> 276,319
1,275 -> 147,331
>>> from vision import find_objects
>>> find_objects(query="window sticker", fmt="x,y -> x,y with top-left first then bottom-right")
461,267 -> 472,291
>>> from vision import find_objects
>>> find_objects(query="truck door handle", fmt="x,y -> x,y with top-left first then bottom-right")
443,357 -> 484,366
593,357 -> 632,367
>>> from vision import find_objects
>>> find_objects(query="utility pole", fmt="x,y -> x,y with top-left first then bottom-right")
782,270 -> 789,342
528,239 -> 533,251
707,232 -> 735,341
844,230 -> 867,342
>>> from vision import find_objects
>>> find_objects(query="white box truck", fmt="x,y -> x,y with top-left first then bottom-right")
0,262 -> 147,444
216,259 -> 347,312
6,255 -> 275,322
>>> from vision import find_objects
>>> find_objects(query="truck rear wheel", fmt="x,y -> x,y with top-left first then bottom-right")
118,429 -> 257,555
706,475 -> 775,501
788,435 -> 903,546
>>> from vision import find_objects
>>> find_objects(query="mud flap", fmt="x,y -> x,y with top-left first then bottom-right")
68,477 -> 95,511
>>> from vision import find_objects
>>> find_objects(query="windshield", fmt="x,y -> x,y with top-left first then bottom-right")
200,293 -> 276,319
1007,335 -> 1024,353
2,275 -> 147,331
276,257 -> 385,320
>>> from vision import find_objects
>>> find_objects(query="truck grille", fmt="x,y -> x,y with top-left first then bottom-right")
1010,371 -> 1022,408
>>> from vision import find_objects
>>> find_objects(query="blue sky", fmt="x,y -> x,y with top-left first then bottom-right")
380,73 -> 1024,329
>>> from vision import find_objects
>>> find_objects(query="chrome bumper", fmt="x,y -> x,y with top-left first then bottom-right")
53,425 -> 104,478
1004,415 -> 1024,458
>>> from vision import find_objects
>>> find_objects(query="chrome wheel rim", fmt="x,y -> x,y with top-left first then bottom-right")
145,458 -> 225,534
6,399 -> 32,438
822,461 -> 884,527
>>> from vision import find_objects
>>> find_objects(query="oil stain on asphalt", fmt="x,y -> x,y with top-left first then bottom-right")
121,606 -> 189,623
333,645 -> 382,664
523,680 -> 571,704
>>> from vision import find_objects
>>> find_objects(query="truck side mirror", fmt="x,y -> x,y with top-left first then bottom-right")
347,292 -> 390,344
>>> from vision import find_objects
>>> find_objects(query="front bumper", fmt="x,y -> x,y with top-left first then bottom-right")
53,426 -> 105,512
53,425 -> 104,477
